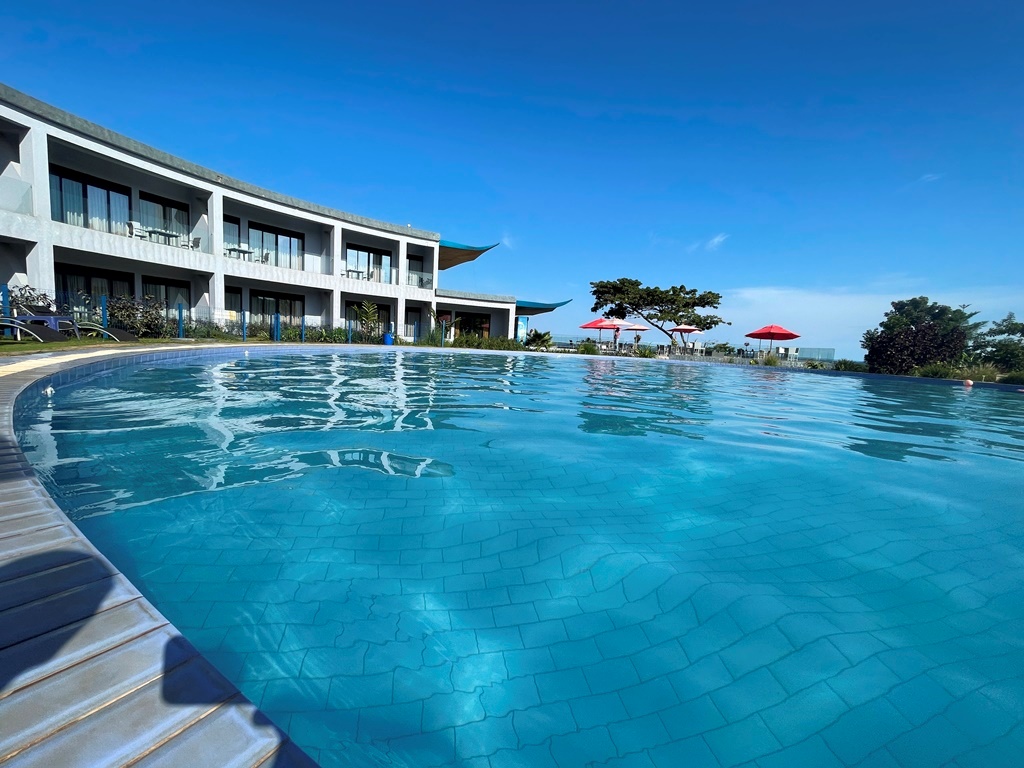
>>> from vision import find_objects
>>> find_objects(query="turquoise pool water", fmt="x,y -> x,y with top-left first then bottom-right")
15,349 -> 1024,768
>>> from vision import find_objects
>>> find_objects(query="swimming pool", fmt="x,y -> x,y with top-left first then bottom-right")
15,349 -> 1024,767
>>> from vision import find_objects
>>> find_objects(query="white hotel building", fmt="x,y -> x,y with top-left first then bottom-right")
0,83 -> 567,339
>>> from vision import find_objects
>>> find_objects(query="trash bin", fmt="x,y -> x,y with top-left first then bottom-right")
383,332 -> 394,345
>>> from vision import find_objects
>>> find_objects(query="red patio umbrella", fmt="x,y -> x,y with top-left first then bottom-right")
745,324 -> 800,352
580,317 -> 620,342
669,324 -> 703,353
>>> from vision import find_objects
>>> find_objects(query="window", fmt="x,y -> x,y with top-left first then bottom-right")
54,265 -> 133,316
345,301 -> 391,330
249,223 -> 304,270
346,245 -> 393,284
455,311 -> 491,338
225,289 -> 242,314
49,167 -> 130,235
224,215 -> 241,251
139,192 -> 189,244
249,291 -> 304,325
142,277 -> 191,318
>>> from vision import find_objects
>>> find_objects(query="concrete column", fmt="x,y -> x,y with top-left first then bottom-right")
208,190 -> 224,257
332,225 -> 342,277
209,269 -> 225,317
331,288 -> 342,329
397,238 -> 408,288
396,295 -> 406,337
25,239 -> 55,295
429,243 -> 439,289
20,127 -> 50,219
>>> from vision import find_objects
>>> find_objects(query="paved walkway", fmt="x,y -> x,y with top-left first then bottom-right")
0,345 -> 317,767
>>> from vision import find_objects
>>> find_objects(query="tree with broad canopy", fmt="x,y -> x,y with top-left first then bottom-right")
589,278 -> 727,341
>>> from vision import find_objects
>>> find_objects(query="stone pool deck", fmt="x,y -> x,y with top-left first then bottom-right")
0,346 -> 317,767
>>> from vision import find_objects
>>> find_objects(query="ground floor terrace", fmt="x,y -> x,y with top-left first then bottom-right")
0,240 -> 517,342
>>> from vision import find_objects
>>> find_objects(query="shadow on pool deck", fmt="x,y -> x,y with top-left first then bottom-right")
0,549 -> 316,767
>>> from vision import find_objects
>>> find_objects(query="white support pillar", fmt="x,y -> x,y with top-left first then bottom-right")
25,240 -> 55,296
396,295 -> 406,337
209,270 -> 225,317
20,126 -> 50,219
208,190 -> 224,257
332,225 -> 342,278
397,238 -> 408,289
331,288 -> 342,329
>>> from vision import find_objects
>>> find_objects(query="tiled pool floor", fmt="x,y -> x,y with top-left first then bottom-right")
16,351 -> 1024,767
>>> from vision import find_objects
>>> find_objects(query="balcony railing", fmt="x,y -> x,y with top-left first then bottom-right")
406,270 -> 434,290
343,266 -> 399,284
0,176 -> 32,215
223,247 -> 328,274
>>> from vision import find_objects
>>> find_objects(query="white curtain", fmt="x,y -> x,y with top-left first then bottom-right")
87,186 -> 109,233
169,207 -> 189,238
109,191 -> 129,236
224,220 -> 239,250
140,200 -> 162,232
62,179 -> 84,227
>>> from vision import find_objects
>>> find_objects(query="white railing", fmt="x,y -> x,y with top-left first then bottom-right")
0,176 -> 32,215
406,270 -> 434,289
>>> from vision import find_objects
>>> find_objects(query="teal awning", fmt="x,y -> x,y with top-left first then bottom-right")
438,240 -> 499,270
515,299 -> 572,317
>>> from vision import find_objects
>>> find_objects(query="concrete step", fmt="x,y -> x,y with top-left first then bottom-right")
0,552 -> 105,612
8,656 -> 239,768
0,524 -> 83,564
0,573 -> 137,650
0,597 -> 165,697
128,693 -> 313,768
0,626 -> 195,759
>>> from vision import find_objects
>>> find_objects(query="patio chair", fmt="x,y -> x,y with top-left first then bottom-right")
129,221 -> 149,239
0,318 -> 69,342
184,236 -> 201,250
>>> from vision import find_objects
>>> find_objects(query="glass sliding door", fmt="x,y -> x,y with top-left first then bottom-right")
346,246 -> 393,283
249,223 -> 304,270
139,193 -> 190,245
50,168 -> 131,234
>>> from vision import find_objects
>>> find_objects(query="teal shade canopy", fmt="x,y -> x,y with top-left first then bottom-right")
515,299 -> 572,316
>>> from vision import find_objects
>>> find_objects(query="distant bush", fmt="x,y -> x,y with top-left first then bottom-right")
833,359 -> 869,372
959,364 -> 1001,382
634,345 -> 657,358
999,371 -> 1024,385
449,333 -> 524,351
577,341 -> 599,355
916,363 -> 957,378
803,360 -> 826,370
762,354 -> 779,367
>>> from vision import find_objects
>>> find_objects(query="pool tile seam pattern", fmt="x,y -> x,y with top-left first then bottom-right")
0,345 -> 317,768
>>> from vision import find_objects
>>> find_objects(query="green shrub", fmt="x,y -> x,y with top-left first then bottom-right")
524,329 -> 552,348
959,363 -> 1001,382
804,360 -> 825,370
634,345 -> 657,358
916,362 -> 957,378
280,326 -> 302,342
833,359 -> 868,373
450,333 -> 524,351
999,371 -> 1024,385
577,341 -> 599,355
762,354 -> 780,367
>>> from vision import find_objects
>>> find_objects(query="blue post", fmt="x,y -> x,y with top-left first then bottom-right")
347,319 -> 352,344
177,303 -> 184,339
242,310 -> 247,342
301,316 -> 306,343
441,320 -> 446,348
274,313 -> 281,342
101,294 -> 108,328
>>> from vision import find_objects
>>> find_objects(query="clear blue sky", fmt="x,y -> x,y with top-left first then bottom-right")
3,1 -> 1021,357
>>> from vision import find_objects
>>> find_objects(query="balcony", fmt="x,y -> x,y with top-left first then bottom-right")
344,265 -> 399,285
223,245 -> 327,275
0,176 -> 32,215
406,270 -> 434,290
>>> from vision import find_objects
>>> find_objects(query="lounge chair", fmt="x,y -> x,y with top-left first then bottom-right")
0,318 -> 69,342
76,322 -> 139,342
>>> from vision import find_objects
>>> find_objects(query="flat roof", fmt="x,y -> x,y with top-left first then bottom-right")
0,82 -> 440,241
435,287 -> 516,304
